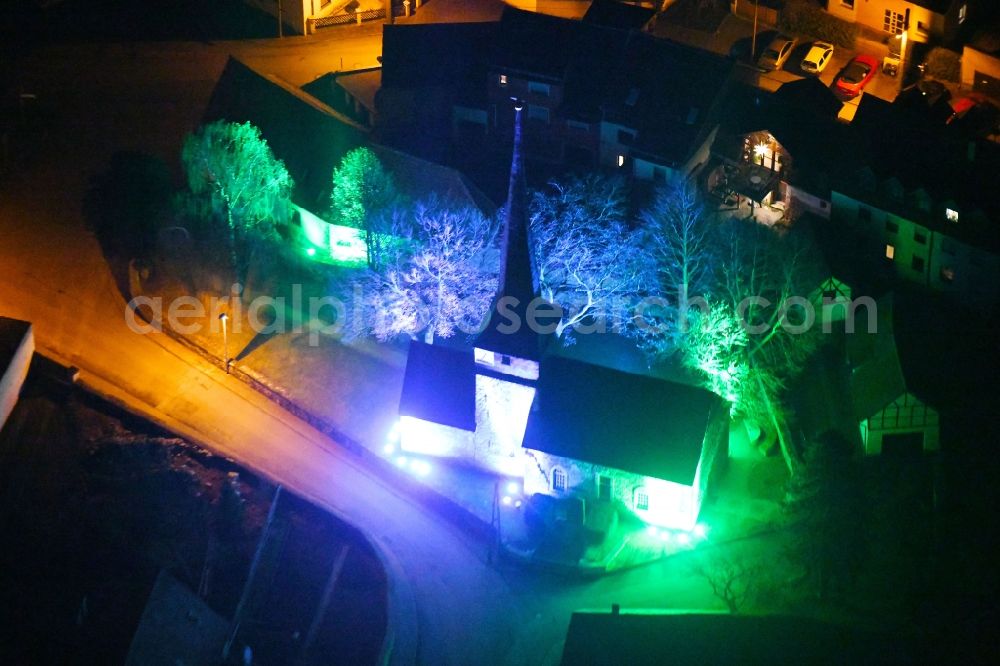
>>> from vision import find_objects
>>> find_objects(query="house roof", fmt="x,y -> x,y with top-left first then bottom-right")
605,33 -> 734,167
582,0 -> 655,30
381,21 -> 498,104
560,22 -> 632,121
847,291 -> 999,419
522,356 -> 723,485
203,58 -> 492,217
560,610 -> 916,665
203,57 -> 366,212
838,94 -> 1000,253
369,145 -> 496,216
493,7 -> 579,80
398,341 -> 477,432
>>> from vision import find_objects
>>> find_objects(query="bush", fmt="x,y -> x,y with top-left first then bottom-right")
779,0 -> 858,49
924,47 -> 961,82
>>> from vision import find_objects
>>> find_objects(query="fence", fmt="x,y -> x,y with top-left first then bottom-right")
310,2 -> 411,31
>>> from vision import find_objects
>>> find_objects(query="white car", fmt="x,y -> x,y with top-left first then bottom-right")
800,41 -> 835,75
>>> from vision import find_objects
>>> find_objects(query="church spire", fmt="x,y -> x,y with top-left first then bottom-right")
475,100 -> 542,361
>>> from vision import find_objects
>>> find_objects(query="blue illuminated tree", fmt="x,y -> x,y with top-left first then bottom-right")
530,174 -> 647,341
356,197 -> 497,344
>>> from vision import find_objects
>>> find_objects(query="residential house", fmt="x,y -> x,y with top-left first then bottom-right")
241,0 -> 380,35
0,317 -> 34,433
823,0 -> 980,44
848,296 -> 940,456
377,7 -> 735,182
830,95 -> 1000,307
960,45 -> 1000,99
709,80 -> 861,219
396,103 -> 728,531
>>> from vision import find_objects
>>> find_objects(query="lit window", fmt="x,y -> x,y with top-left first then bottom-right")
635,489 -> 649,511
940,267 -> 955,282
552,467 -> 566,492
499,74 -> 507,85
885,244 -> 895,260
617,154 -> 625,168
959,4 -> 967,24
946,208 -> 959,223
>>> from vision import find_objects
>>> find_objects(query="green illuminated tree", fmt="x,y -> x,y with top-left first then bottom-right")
355,197 -> 497,344
181,120 -> 292,286
330,147 -> 400,268
530,174 -> 647,341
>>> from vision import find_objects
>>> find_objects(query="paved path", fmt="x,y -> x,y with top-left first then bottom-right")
1,37 -> 721,664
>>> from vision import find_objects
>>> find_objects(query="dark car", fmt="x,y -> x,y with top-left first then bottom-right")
834,54 -> 878,97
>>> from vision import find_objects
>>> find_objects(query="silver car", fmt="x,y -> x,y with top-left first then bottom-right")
758,35 -> 796,72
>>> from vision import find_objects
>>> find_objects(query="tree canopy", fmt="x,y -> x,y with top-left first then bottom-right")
530,174 -> 646,341
330,147 -> 400,268
181,120 -> 292,283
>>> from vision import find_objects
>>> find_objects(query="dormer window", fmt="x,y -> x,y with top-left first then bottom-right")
946,207 -> 959,223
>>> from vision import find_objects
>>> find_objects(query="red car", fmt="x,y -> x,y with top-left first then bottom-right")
834,54 -> 879,97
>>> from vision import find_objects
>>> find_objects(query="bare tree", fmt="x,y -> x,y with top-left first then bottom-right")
692,547 -> 764,614
356,197 -> 498,344
530,174 -> 646,341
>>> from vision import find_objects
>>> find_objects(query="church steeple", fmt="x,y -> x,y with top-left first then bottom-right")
475,100 -> 543,362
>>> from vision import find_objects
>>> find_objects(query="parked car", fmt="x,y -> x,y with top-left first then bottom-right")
800,41 -> 834,75
834,54 -> 879,97
947,92 -> 988,123
758,35 -> 797,71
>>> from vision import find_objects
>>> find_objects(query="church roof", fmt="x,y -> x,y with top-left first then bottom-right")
522,357 -> 724,485
475,101 -> 545,361
397,341 -> 477,432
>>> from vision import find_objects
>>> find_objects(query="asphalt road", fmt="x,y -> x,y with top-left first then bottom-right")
0,35 -> 720,665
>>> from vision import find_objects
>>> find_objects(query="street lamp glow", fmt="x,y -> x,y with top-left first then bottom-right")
383,442 -> 396,455
394,455 -> 408,468
676,532 -> 691,546
506,481 -> 520,495
693,523 -> 708,539
502,495 -> 513,506
410,459 -> 432,477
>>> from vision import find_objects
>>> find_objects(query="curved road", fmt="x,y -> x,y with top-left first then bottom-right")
0,38 -> 718,665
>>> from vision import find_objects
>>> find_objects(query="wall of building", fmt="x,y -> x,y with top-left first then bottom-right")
831,191 -> 1000,306
787,183 -> 831,219
961,46 -> 1000,93
245,0 -> 311,35
0,323 -> 34,433
825,0 -> 942,42
522,448 -> 700,530
399,415 -> 475,458
860,392 -> 939,455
